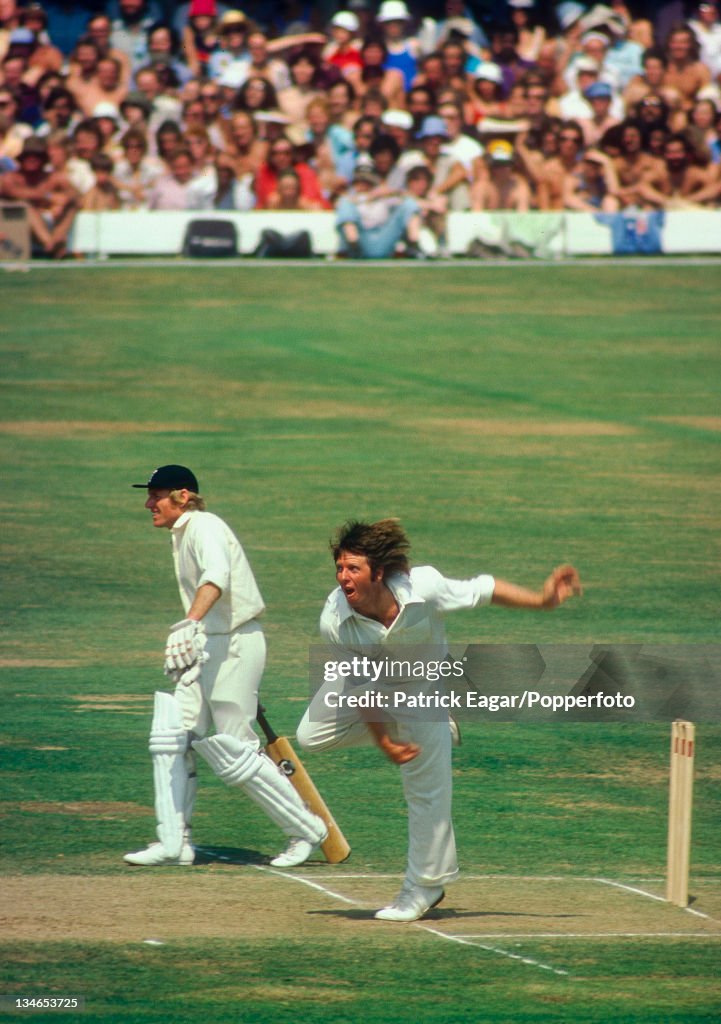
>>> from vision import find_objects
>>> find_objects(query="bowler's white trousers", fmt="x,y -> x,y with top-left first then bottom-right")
296,682 -> 458,888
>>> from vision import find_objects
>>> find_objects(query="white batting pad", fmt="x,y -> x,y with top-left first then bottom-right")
149,691 -> 192,858
193,734 -> 325,841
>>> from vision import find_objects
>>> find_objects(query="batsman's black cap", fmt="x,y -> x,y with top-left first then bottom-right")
132,465 -> 199,491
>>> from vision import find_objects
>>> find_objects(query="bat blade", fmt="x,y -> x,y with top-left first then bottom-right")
265,733 -> 351,864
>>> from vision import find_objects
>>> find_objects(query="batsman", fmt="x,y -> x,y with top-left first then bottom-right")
124,465 -> 327,869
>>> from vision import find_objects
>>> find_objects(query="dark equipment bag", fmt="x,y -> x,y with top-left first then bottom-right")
182,219 -> 238,257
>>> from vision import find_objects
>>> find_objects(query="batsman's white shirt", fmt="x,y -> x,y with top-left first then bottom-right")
171,510 -> 265,634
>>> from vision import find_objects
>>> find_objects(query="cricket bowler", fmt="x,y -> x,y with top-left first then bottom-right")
297,519 -> 581,921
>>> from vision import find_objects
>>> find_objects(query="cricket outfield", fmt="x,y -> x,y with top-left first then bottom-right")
1,263 -> 720,1022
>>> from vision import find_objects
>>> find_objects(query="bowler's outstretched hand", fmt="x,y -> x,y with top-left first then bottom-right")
541,565 -> 582,609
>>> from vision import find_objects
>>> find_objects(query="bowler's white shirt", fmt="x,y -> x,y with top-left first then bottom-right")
320,565 -> 495,650
171,510 -> 265,633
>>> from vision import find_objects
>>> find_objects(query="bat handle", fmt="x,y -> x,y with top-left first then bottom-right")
255,704 -> 278,745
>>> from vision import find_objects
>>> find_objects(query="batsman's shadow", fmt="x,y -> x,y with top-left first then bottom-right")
193,845 -> 267,866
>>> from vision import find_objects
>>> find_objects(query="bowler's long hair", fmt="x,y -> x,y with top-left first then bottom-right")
331,519 -> 411,577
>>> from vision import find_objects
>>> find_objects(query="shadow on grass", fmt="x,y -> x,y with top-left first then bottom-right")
310,908 -> 584,922
193,845 -> 267,865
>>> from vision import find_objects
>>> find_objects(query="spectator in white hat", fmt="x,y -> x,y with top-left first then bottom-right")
557,55 -> 601,118
377,0 -> 422,92
467,61 -> 507,125
689,1 -> 721,73
509,0 -> 547,64
324,11 -> 363,74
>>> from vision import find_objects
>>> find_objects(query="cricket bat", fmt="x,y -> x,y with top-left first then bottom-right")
256,705 -> 351,864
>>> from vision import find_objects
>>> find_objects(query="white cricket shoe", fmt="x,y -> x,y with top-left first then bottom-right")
270,816 -> 328,868
374,882 -> 445,922
123,840 -> 195,867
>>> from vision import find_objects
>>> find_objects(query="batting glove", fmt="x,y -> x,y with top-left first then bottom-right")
164,619 -> 209,682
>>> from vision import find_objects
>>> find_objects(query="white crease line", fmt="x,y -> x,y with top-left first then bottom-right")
454,932 -> 721,940
251,864 -> 357,904
417,925 -> 569,977
592,878 -> 716,922
255,866 -> 572,976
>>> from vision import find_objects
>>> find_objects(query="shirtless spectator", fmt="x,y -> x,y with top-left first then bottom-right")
516,118 -> 561,196
613,119 -> 666,208
66,37 -> 101,108
71,53 -> 128,118
278,49 -> 322,128
471,139 -> 531,211
227,109 -> 266,178
623,47 -> 684,114
663,24 -> 711,112
536,119 -> 584,210
638,131 -> 721,207
534,40 -> 569,99
85,13 -> 131,89
563,147 -> 619,211
0,135 -> 77,255
579,81 -> 620,146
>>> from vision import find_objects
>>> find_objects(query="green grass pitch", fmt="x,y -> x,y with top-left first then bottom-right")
1,263 -> 720,1022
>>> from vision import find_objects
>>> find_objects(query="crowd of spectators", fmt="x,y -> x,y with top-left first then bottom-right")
1,0 -> 721,257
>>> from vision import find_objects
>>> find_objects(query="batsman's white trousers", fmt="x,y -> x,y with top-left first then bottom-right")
296,688 -> 458,888
175,620 -> 265,744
